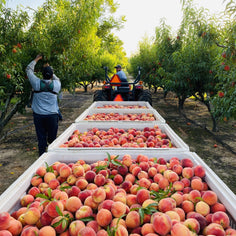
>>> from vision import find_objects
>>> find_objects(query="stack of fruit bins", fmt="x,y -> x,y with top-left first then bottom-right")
0,151 -> 235,226
86,101 -> 154,110
47,122 -> 189,152
74,108 -> 166,124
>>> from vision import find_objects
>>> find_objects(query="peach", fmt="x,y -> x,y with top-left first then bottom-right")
152,213 -> 172,235
113,193 -> 127,204
117,165 -> 128,176
138,178 -> 151,189
167,171 -> 179,183
72,165 -> 84,177
84,196 -> 99,210
158,177 -> 169,189
190,178 -> 203,191
54,191 -> 68,201
75,206 -> 93,220
136,189 -> 150,205
66,175 -> 77,186
115,225 -> 128,236
65,196 -> 82,212
149,183 -> 159,192
171,192 -> 183,206
86,183 -> 98,191
173,207 -> 186,221
193,165 -> 205,178
181,158 -> 194,168
181,200 -> 194,213
181,178 -> 191,187
45,200 -> 64,218
211,211 -> 230,229
0,212 -> 11,230
110,218 -> 126,229
195,201 -> 210,216
183,218 -> 200,234
188,190 -> 201,203
84,170 -> 96,183
137,170 -> 148,180
6,217 -> 22,236
98,199 -> 114,211
122,154 -> 133,167
142,199 -> 158,209
120,180 -> 132,193
94,174 -> 106,186
92,187 -> 106,203
158,198 -> 175,212
187,212 -> 207,231
40,211 -> 53,226
78,189 -> 92,203
111,201 -> 127,218
202,190 -> 218,205
125,211 -> 140,229
165,210 -> 180,222
104,184 -> 115,200
39,226 -> 56,236
97,229 -> 109,236
131,166 -> 142,176
203,222 -> 225,236
172,164 -> 183,175
130,184 -> 139,195
36,166 -> 47,177
141,223 -> 155,235
0,230 -> 12,236
28,187 -> 40,197
68,186 -> 81,197
225,228 -> 236,235
68,220 -> 85,236
96,209 -> 112,227
182,167 -> 194,179
113,174 -> 123,185
126,194 -> 138,207
23,207 -> 41,225
30,176 -> 43,187
173,181 -> 184,191
44,172 -> 56,183
87,220 -> 101,233
153,173 -> 163,183
21,226 -> 39,236
51,216 -> 68,234
75,178 -> 88,190
171,222 -> 191,236
48,179 -> 60,189
148,167 -> 157,178
211,202 -> 226,213
20,195 -> 34,207
124,173 -> 136,184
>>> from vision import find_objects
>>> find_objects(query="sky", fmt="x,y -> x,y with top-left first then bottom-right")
6,0 -> 227,57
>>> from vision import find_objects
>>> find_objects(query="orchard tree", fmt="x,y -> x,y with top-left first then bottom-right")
0,8 -> 31,135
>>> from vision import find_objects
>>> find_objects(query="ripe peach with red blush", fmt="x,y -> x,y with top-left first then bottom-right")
96,209 -> 112,227
125,211 -> 140,229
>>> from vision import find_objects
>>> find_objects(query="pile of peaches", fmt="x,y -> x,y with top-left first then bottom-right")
60,126 -> 174,148
84,113 -> 156,121
96,105 -> 148,109
0,154 -> 235,236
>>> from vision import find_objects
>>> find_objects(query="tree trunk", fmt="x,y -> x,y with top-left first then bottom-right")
204,100 -> 218,132
178,96 -> 185,111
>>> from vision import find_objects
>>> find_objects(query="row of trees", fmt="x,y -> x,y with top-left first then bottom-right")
129,0 -> 236,131
0,0 -> 128,134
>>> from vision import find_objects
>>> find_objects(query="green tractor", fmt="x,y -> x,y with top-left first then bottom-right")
93,67 -> 152,105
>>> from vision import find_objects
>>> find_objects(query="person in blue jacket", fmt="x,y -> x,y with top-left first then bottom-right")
26,55 -> 61,156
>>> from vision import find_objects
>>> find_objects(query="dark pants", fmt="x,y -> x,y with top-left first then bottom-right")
33,113 -> 59,156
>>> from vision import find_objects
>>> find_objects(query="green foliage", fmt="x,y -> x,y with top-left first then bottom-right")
0,0 -> 128,134
129,0 -> 236,130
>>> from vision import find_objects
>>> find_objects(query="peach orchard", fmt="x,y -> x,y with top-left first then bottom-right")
129,1 -> 236,131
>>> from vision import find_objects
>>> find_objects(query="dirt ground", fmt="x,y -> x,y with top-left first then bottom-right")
0,88 -> 236,196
